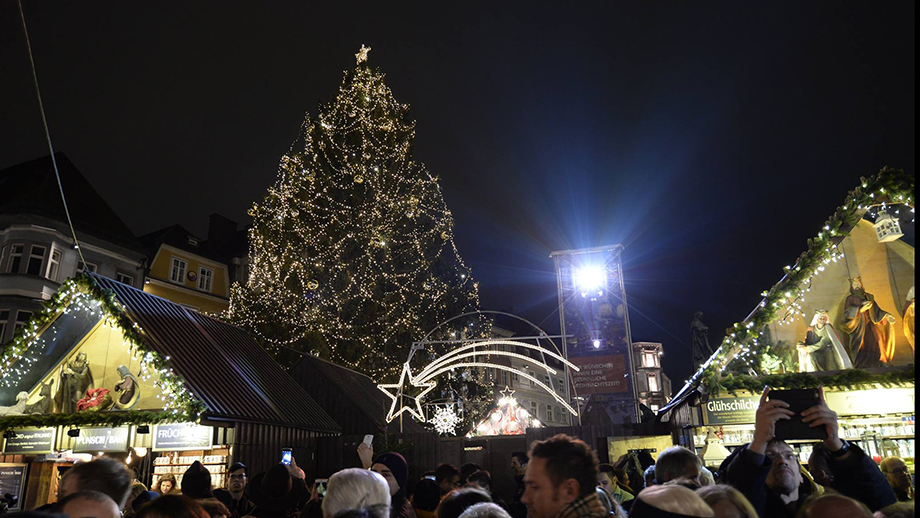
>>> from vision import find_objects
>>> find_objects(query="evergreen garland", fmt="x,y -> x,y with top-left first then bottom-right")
717,366 -> 915,396
0,274 -> 205,431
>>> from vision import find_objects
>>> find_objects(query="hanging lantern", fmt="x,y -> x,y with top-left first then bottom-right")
873,210 -> 903,243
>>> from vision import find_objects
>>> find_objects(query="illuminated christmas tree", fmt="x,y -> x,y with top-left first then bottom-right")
227,46 -> 484,388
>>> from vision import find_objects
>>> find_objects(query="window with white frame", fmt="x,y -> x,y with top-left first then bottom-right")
7,244 -> 24,273
648,373 -> 660,392
0,309 -> 9,343
555,406 -> 563,422
170,257 -> 187,283
642,350 -> 658,368
557,378 -> 564,391
198,266 -> 214,292
47,248 -> 62,282
546,404 -> 553,421
530,401 -> 538,416
76,260 -> 97,274
27,245 -> 46,276
15,310 -> 32,332
511,372 -> 519,382
116,272 -> 135,286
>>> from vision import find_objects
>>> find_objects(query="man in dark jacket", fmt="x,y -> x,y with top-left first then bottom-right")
721,386 -> 896,518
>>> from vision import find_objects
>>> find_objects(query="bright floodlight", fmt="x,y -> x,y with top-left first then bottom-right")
592,339 -> 601,348
574,266 -> 605,292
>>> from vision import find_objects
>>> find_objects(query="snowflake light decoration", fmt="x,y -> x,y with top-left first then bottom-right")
430,405 -> 461,435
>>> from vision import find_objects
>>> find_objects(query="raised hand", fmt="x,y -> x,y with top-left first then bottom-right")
750,386 -> 795,455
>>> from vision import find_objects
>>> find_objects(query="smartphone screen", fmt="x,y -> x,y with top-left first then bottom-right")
282,449 -> 293,465
316,478 -> 328,496
769,388 -> 826,440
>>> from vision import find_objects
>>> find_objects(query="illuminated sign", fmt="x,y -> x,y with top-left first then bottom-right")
0,463 -> 28,511
569,355 -> 628,395
2,428 -> 56,455
703,396 -> 759,426
73,427 -> 130,453
153,424 -> 212,452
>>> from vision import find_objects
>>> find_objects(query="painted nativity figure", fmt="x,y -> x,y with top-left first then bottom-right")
796,310 -> 853,372
840,277 -> 896,368
904,286 -> 914,352
54,351 -> 94,413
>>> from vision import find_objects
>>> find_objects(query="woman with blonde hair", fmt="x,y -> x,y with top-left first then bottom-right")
322,468 -> 392,518
696,485 -> 758,518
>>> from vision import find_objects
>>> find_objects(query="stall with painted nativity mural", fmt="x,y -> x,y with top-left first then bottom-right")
0,273 -> 339,509
658,167 -> 914,474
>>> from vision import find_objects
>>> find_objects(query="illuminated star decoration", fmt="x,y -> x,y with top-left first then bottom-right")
430,405 -> 461,436
378,363 -> 436,422
355,44 -> 371,64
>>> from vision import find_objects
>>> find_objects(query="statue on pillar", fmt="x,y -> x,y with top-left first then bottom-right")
691,311 -> 714,369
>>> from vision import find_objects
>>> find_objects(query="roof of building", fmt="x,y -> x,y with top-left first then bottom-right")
292,354 -> 429,433
91,273 -> 340,433
0,153 -> 143,253
138,225 -> 223,263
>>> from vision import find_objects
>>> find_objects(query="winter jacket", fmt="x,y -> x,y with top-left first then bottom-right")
720,442 -> 896,518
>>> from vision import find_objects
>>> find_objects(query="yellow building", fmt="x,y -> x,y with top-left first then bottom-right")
139,225 -> 233,314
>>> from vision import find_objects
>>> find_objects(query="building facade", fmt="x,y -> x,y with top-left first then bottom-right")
631,341 -> 672,412
488,327 -> 574,427
139,216 -> 246,314
0,154 -> 146,345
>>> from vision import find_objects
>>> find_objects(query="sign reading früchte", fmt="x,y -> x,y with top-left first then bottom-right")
703,396 -> 759,425
569,355 -> 628,395
153,424 -> 212,452
2,428 -> 56,455
73,427 -> 130,453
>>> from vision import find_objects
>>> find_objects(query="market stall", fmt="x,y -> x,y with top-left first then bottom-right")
0,273 -> 339,509
658,168 -> 915,480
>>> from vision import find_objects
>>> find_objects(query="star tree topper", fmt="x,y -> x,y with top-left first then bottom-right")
378,363 -> 436,422
356,45 -> 371,64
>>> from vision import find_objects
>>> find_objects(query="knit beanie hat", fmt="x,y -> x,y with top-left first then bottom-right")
374,452 -> 409,490
181,461 -> 214,499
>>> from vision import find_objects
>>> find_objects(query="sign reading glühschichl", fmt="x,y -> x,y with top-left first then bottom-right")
703,396 -> 759,425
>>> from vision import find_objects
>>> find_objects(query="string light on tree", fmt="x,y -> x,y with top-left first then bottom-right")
227,47 -> 483,382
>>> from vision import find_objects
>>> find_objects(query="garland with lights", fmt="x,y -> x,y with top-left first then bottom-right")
226,46 -> 485,387
717,366 -> 914,395
689,167 -> 914,395
0,274 -> 205,430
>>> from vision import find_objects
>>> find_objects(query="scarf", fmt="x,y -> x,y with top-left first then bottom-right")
555,492 -> 608,518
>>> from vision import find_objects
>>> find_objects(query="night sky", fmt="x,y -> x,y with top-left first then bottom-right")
1,2 -> 914,386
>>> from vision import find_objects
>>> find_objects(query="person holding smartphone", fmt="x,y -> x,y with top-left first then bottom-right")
720,386 -> 897,518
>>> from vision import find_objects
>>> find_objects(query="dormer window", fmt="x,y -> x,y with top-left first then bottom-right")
188,237 -> 199,246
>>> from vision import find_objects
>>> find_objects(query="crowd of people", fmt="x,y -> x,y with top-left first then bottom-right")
3,387 -> 914,518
